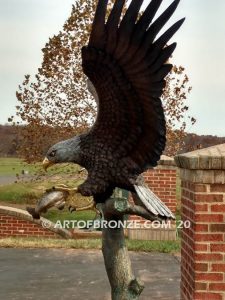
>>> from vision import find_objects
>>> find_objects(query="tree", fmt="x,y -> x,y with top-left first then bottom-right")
163,65 -> 195,155
12,0 -> 195,162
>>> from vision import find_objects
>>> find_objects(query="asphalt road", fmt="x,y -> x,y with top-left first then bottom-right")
0,249 -> 180,300
0,176 -> 17,185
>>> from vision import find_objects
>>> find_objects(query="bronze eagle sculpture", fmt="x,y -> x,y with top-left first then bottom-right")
43,0 -> 184,220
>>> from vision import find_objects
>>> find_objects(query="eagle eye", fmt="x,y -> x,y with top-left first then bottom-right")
49,150 -> 56,157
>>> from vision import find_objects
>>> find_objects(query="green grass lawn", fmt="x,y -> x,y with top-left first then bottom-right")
0,179 -> 84,204
0,237 -> 181,253
0,182 -> 38,204
0,156 -> 84,204
0,157 -> 38,176
0,157 -> 81,177
44,209 -> 96,225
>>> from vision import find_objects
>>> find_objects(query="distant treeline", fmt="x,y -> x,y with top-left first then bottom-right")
181,133 -> 225,153
0,124 -> 225,157
0,125 -> 19,157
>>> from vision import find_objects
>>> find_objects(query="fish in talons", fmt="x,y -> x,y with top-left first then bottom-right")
26,189 -> 68,219
27,185 -> 99,222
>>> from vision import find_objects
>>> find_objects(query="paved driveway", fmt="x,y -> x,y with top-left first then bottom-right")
0,176 -> 17,185
0,249 -> 180,300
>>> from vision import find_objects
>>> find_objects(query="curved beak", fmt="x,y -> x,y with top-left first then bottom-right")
42,157 -> 55,171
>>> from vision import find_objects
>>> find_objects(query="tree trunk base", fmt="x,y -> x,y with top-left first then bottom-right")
99,198 -> 145,300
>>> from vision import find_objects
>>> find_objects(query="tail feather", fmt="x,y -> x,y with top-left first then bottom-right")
134,183 -> 175,220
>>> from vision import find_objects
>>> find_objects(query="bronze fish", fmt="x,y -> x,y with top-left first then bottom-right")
26,189 -> 68,219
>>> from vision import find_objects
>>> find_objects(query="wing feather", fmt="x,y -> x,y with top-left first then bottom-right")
82,0 -> 183,172
115,0 -> 144,58
121,0 -> 163,63
89,0 -> 108,49
154,18 -> 185,49
106,0 -> 125,54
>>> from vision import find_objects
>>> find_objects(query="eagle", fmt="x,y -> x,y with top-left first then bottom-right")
43,0 -> 184,220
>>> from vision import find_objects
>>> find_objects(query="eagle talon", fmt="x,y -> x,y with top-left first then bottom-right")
87,206 -> 102,231
51,185 -> 78,195
67,201 -> 99,215
55,184 -> 69,188
95,204 -> 104,220
69,206 -> 76,213
45,187 -> 54,193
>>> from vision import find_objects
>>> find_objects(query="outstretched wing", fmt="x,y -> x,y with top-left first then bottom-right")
82,0 -> 184,172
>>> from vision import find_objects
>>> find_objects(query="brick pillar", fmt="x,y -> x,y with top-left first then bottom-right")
175,144 -> 225,300
128,155 -> 177,241
144,155 -> 177,215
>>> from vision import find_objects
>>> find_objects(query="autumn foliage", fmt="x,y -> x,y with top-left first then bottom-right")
12,0 -> 195,162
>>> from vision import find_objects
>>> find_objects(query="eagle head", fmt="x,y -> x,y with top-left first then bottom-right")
42,136 -> 81,171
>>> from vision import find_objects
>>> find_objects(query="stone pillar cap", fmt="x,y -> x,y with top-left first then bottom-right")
158,155 -> 175,166
175,143 -> 225,170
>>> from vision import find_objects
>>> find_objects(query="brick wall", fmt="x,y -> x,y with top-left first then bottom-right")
144,167 -> 177,214
0,206 -> 72,239
176,144 -> 225,300
0,210 -> 102,240
0,214 -> 58,238
128,155 -> 177,241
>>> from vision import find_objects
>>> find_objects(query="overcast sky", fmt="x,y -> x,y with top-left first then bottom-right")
0,0 -> 225,136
